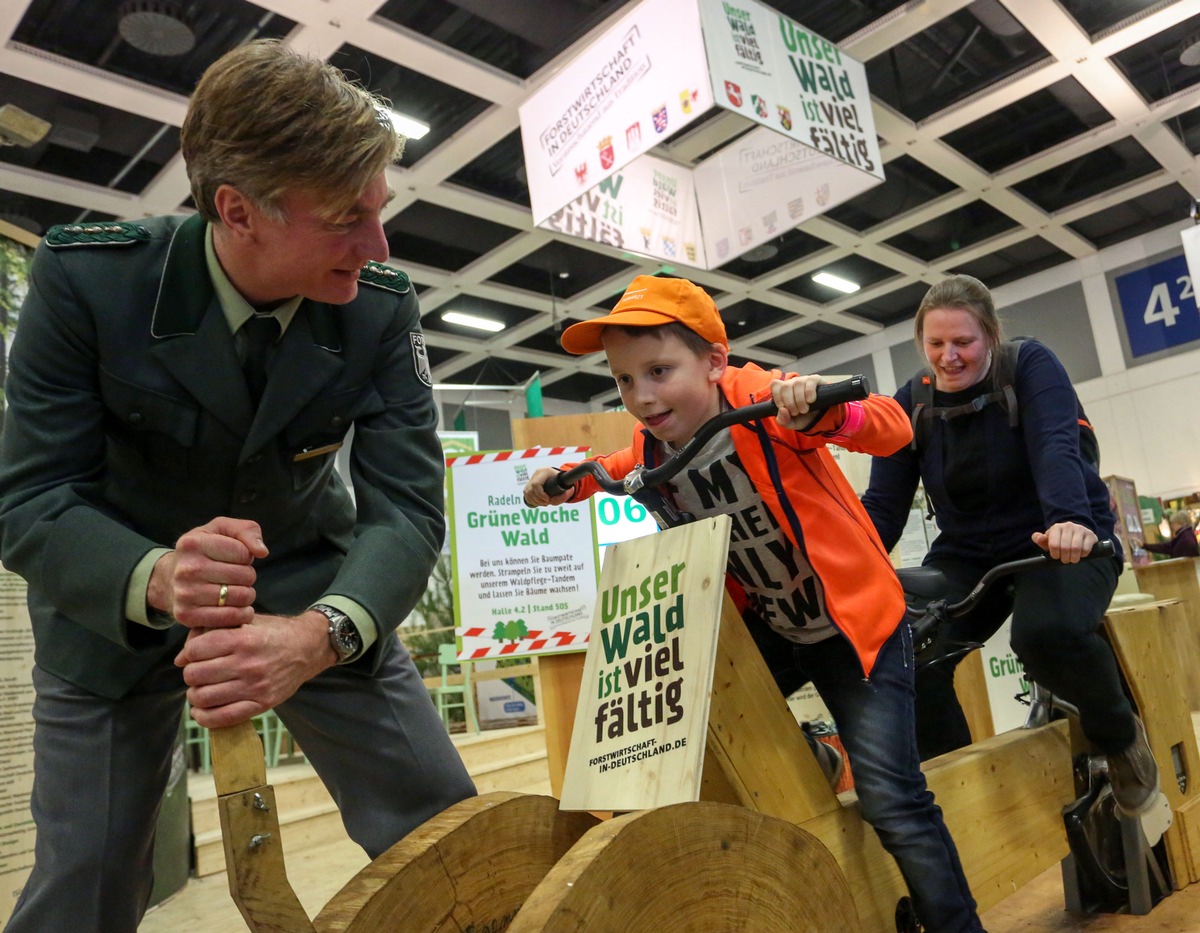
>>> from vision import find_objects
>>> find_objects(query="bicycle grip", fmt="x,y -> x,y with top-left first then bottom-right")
813,374 -> 871,406
542,469 -> 571,499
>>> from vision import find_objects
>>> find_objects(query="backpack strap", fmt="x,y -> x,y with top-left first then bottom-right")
908,373 -> 935,452
993,340 -> 1020,428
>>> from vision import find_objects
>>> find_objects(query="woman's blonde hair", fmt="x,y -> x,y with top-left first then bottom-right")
914,274 -> 1005,359
181,40 -> 403,223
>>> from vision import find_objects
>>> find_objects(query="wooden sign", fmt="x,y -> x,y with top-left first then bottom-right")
559,517 -> 730,812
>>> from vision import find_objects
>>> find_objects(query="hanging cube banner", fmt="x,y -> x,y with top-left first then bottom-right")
519,0 -> 712,242
446,448 -> 600,661
518,0 -> 885,270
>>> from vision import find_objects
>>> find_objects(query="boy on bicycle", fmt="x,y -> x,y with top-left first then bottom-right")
522,275 -> 986,933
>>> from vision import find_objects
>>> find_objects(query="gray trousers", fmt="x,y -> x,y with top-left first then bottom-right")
4,636 -> 476,933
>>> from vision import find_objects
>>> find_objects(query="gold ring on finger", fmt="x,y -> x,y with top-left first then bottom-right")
218,584 -> 229,608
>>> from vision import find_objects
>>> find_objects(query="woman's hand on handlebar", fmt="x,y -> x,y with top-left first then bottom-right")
770,375 -> 827,430
523,466 -> 574,507
1032,521 -> 1098,564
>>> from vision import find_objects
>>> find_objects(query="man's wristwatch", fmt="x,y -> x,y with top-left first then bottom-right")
312,603 -> 361,664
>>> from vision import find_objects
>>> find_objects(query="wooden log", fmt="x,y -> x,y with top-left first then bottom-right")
508,801 -> 861,933
314,792 -> 599,933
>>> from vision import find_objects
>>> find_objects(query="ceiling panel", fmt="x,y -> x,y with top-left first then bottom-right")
1,0 -> 1198,409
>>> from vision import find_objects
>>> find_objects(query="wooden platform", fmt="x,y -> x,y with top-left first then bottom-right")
187,724 -> 550,878
142,716 -> 1200,933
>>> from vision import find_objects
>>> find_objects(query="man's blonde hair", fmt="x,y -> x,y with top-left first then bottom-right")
181,39 -> 403,223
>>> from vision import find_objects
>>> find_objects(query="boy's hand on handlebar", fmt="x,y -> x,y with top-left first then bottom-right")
1032,521 -> 1097,564
523,467 -> 574,507
770,375 -> 825,430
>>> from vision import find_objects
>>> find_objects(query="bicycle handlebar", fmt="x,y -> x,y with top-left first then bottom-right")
542,374 -> 871,499
944,539 -> 1116,620
908,539 -> 1117,669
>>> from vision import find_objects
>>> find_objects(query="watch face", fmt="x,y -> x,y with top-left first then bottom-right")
335,620 -> 360,652
321,608 -> 360,661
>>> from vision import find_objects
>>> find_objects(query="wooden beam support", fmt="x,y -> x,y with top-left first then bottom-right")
211,722 -> 315,933
1104,601 -> 1200,888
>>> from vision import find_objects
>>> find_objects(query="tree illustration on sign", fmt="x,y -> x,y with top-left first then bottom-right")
492,618 -> 529,643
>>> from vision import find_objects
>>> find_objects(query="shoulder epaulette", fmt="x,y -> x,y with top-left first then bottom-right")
358,260 -> 410,294
44,221 -> 151,249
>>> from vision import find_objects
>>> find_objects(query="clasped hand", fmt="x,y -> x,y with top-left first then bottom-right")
149,517 -> 333,728
769,374 -> 825,430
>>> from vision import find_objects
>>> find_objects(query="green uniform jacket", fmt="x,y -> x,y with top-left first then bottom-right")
0,214 -> 446,699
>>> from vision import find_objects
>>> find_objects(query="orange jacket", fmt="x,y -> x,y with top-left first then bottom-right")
566,363 -> 912,678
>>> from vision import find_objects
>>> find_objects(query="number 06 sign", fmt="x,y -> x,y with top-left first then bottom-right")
594,490 -> 660,557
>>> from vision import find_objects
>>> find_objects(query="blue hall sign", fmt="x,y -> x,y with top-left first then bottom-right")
1114,252 -> 1200,358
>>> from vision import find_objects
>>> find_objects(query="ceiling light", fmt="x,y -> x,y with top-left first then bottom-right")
117,1 -> 196,57
0,104 -> 50,148
0,210 -> 42,236
442,311 -> 504,333
812,271 -> 860,294
385,109 -> 430,140
741,243 -> 779,262
1182,32 -> 1200,67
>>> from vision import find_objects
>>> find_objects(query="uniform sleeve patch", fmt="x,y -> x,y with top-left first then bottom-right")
44,222 -> 151,249
411,333 -> 433,387
358,261 -> 411,294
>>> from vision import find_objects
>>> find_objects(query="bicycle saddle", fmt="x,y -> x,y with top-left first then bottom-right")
896,565 -> 948,601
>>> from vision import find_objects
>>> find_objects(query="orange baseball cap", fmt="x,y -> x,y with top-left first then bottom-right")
560,275 -> 728,355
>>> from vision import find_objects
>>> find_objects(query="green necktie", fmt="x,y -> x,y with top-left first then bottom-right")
241,314 -> 279,406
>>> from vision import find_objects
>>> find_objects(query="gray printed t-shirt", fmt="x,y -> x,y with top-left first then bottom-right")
656,430 -> 835,644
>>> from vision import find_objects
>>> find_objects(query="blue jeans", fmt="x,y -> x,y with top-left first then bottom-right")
752,620 -> 984,933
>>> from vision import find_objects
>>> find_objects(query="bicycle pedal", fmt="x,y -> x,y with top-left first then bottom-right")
1138,792 -> 1173,847
893,895 -> 923,933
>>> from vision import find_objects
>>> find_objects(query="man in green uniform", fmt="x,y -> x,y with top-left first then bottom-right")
0,40 -> 474,933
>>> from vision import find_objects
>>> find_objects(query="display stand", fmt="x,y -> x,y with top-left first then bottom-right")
509,409 -> 639,797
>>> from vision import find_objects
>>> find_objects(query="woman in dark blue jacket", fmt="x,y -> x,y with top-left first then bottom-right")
861,274 -> 1159,818
1140,510 -> 1199,559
